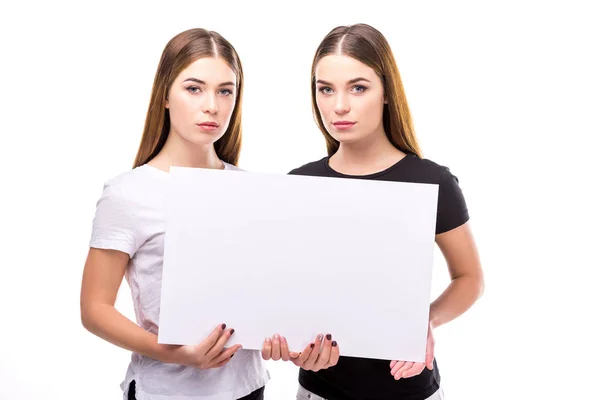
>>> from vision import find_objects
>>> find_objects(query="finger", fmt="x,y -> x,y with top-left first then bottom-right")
289,351 -> 300,359
390,360 -> 398,369
271,334 -> 282,360
198,323 -> 228,352
291,354 -> 303,367
207,356 -> 232,369
296,341 -> 315,367
390,361 -> 407,376
425,352 -> 434,371
394,362 -> 414,380
313,334 -> 332,371
261,337 -> 272,360
425,323 -> 435,370
401,362 -> 425,378
304,334 -> 323,369
206,328 -> 235,359
280,336 -> 291,361
326,340 -> 340,367
426,334 -> 435,370
207,344 -> 242,368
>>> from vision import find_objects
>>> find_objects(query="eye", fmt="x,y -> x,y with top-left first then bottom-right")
219,88 -> 233,96
318,86 -> 334,94
187,86 -> 201,94
351,85 -> 367,93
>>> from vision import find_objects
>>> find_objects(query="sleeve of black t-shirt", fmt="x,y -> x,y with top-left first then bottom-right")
436,167 -> 470,234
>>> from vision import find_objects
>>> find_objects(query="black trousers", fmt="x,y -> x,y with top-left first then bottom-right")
128,380 -> 265,400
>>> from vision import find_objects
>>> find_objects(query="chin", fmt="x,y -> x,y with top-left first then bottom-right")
330,133 -> 363,145
184,132 -> 225,146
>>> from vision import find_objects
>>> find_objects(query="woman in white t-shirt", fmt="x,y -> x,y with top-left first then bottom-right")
80,28 -> 269,400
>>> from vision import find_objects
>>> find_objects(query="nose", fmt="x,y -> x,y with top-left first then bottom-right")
202,93 -> 219,115
333,93 -> 350,115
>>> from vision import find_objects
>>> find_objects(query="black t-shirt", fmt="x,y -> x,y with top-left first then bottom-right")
288,153 -> 470,400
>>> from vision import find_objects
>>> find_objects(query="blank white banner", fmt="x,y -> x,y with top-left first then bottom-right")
158,167 -> 439,362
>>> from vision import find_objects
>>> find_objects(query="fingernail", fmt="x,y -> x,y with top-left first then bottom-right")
274,334 -> 280,340
317,334 -> 323,340
221,324 -> 226,329
326,334 -> 332,340
281,336 -> 286,343
266,337 -> 271,343
230,329 -> 235,335
230,354 -> 234,358
332,341 -> 337,347
310,343 -> 315,348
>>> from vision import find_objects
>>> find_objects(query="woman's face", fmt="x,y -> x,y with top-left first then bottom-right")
314,55 -> 386,146
166,57 -> 237,146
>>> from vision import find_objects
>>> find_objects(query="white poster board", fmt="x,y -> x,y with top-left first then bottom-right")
158,167 -> 438,362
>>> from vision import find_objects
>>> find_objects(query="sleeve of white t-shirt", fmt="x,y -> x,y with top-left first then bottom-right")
89,182 -> 143,258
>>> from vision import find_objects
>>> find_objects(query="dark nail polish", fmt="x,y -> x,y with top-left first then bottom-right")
230,329 -> 235,335
326,334 -> 332,340
310,343 -> 315,348
221,324 -> 226,329
230,354 -> 234,358
332,341 -> 338,347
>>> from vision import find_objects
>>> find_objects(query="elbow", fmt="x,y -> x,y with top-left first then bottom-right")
475,271 -> 485,300
80,308 -> 91,332
80,303 -> 97,333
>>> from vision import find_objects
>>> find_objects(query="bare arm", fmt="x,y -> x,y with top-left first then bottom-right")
80,248 -> 240,368
430,222 -> 484,329
80,248 -> 177,362
391,221 -> 484,379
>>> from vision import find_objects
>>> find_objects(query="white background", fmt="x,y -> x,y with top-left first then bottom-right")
0,1 -> 598,399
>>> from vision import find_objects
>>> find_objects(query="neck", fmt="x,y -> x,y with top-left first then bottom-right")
148,131 -> 224,172
330,127 -> 406,175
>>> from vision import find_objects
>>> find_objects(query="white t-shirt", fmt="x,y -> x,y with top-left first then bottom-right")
89,162 -> 270,400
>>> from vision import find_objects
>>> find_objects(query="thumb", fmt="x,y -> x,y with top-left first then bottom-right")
425,324 -> 435,370
289,352 -> 300,359
425,341 -> 434,370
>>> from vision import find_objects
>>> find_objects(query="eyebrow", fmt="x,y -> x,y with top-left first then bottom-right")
316,77 -> 371,85
183,78 -> 235,87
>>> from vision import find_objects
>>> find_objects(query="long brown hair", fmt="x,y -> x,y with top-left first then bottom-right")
311,23 -> 422,158
133,28 -> 244,168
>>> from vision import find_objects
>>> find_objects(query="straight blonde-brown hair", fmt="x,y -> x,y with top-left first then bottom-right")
133,28 -> 244,168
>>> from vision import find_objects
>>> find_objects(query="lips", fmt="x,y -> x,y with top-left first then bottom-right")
197,122 -> 219,127
197,122 -> 219,132
333,121 -> 356,129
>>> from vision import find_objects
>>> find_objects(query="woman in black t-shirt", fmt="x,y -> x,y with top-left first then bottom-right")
261,23 -> 484,400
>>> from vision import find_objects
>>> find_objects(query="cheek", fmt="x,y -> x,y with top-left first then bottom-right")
169,94 -> 193,122
316,97 -> 331,118
222,97 -> 236,118
358,95 -> 384,126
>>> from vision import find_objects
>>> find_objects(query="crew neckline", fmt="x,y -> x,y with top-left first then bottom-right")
323,153 -> 414,178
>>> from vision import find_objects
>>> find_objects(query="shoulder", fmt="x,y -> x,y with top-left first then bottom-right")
403,155 -> 458,184
223,162 -> 244,171
98,165 -> 164,205
287,157 -> 328,175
